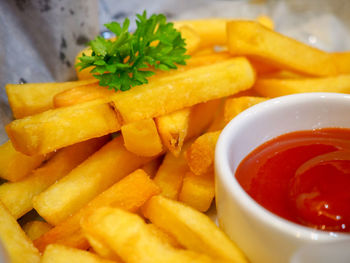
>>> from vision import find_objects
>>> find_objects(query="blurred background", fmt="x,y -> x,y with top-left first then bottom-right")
0,0 -> 350,139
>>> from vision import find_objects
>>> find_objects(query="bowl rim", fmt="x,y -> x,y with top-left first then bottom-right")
215,92 -> 350,241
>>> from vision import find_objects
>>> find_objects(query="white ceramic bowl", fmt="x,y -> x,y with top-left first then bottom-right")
215,93 -> 350,263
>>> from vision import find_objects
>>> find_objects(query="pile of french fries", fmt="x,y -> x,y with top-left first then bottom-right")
1,16 -> 350,263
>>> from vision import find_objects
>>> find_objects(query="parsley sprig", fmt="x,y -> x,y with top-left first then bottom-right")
76,11 -> 190,91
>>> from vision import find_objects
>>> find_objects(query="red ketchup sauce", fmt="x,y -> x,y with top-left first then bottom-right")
235,128 -> 350,232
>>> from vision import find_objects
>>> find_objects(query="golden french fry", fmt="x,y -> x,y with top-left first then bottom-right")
227,21 -> 337,76
23,221 -> 52,241
186,131 -> 220,176
81,207 -> 216,263
153,141 -> 191,199
0,140 -> 48,182
224,96 -> 268,125
142,195 -> 248,263
186,99 -> 222,140
34,169 -> 160,252
256,15 -> 274,30
6,79 -> 98,119
0,202 -> 40,263
121,118 -> 163,157
146,223 -> 183,248
32,136 -> 153,225
178,25 -> 201,54
0,137 -> 107,219
7,58 -> 254,156
41,244 -> 116,263
332,51 -> 350,74
174,19 -> 228,48
179,171 -> 215,212
6,98 -> 120,156
53,84 -> 114,108
254,75 -> 350,97
207,99 -> 226,132
113,58 -> 255,124
156,108 -> 190,156
140,156 -> 163,178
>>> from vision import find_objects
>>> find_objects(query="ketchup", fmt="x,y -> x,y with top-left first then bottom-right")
235,128 -> 350,232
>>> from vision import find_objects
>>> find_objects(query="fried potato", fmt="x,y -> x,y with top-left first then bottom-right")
0,140 -> 47,182
332,51 -> 350,74
113,58 -> 255,123
156,108 -> 190,156
34,169 -> 160,252
81,207 -> 216,263
121,118 -> 163,156
254,75 -> 350,97
23,220 -> 52,241
6,79 -> 98,118
224,96 -> 268,125
227,21 -> 337,76
186,131 -> 220,176
7,58 -> 254,156
32,136 -> 153,225
186,99 -> 222,140
179,171 -> 215,212
178,25 -> 201,54
6,98 -> 120,155
41,244 -> 116,263
142,195 -> 248,263
153,141 -> 191,199
256,15 -> 274,30
53,84 -> 114,108
174,19 -> 228,48
0,202 -> 40,263
140,156 -> 163,178
0,137 -> 107,219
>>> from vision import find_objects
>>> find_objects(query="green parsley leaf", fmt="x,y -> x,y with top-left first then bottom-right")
76,11 -> 190,92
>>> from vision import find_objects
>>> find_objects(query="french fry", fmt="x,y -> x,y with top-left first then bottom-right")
0,136 -> 108,219
41,244 -> 116,263
254,75 -> 350,97
113,58 -> 254,124
0,140 -> 47,182
6,98 -> 120,155
153,141 -> 191,199
256,15 -> 274,30
0,202 -> 40,263
186,131 -> 220,176
186,98 -> 222,140
227,21 -> 337,76
85,223 -> 182,261
140,156 -> 163,178
23,220 -> 52,241
332,51 -> 350,74
7,58 -> 254,156
146,223 -> 183,248
178,171 -> 215,212
33,169 -> 160,252
174,19 -> 228,48
81,207 -> 216,263
53,84 -> 114,108
32,136 -> 153,225
121,118 -> 163,156
156,108 -> 190,156
6,79 -> 98,118
224,96 -> 268,125
207,99 -> 226,132
142,195 -> 248,263
178,25 -> 201,54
